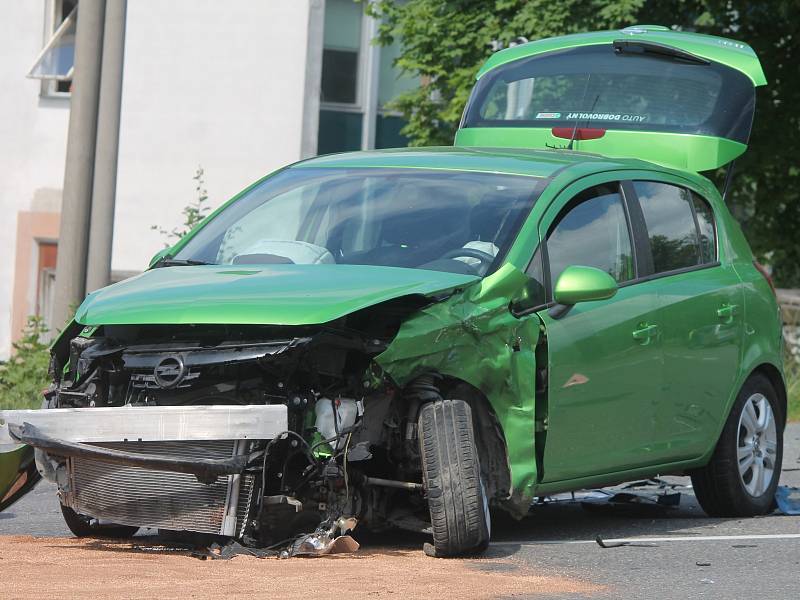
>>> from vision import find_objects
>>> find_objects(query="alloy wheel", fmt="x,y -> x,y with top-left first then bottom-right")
737,393 -> 778,497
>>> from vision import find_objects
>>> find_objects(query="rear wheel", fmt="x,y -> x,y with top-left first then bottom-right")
691,374 -> 783,517
418,399 -> 490,557
60,504 -> 140,539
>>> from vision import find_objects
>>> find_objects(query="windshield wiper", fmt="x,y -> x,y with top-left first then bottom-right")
152,258 -> 215,268
612,39 -> 710,65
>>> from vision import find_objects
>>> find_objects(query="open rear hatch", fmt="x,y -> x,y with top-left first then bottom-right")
456,26 -> 766,171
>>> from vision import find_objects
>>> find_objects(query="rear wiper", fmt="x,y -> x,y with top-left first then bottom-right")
612,39 -> 710,65
152,258 -> 214,268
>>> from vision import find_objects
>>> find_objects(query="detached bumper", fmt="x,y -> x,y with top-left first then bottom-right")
0,404 -> 288,445
8,422 -> 248,483
0,444 -> 41,513
0,404 -> 288,535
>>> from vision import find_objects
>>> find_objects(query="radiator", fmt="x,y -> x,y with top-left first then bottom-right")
64,440 -> 255,537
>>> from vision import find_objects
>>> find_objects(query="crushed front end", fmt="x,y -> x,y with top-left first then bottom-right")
0,300 -> 436,550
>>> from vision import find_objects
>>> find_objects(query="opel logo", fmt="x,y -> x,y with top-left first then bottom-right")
153,355 -> 187,389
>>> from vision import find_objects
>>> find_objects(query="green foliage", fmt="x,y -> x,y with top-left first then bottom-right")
786,308 -> 800,422
0,316 -> 50,410
364,0 -> 645,146
366,0 -> 800,285
787,359 -> 799,422
152,166 -> 211,245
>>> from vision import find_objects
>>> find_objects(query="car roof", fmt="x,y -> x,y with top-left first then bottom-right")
294,146 -> 659,180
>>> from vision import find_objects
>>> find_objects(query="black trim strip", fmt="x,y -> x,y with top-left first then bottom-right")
620,180 -> 654,277
622,260 -> 721,286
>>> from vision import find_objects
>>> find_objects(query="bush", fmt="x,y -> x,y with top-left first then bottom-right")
786,342 -> 800,423
0,316 -> 50,410
151,166 -> 211,244
787,363 -> 799,422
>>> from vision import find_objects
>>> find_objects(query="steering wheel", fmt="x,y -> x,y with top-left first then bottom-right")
440,247 -> 497,269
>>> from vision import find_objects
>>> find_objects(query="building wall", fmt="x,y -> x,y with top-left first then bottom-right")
0,0 -> 320,358
0,1 -> 70,359
1,0 -> 413,359
113,0 -> 319,272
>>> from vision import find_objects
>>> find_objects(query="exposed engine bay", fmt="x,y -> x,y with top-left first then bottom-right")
15,298 -> 456,554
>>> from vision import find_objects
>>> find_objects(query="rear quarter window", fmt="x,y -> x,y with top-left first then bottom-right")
692,193 -> 717,263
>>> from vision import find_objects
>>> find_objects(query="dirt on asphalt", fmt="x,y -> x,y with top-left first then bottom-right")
0,535 -> 601,600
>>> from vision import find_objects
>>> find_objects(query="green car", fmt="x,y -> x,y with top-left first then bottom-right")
0,27 -> 784,558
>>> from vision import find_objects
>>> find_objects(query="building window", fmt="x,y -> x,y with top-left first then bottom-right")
318,0 -> 365,154
36,242 -> 58,342
374,35 -> 416,149
320,0 -> 362,106
29,0 -> 78,97
317,0 -> 418,154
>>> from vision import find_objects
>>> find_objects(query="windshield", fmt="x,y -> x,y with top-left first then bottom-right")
463,44 -> 755,143
173,168 -> 541,277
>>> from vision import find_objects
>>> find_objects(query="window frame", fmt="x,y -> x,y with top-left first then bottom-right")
319,2 -> 370,114
33,0 -> 77,99
318,2 -> 420,153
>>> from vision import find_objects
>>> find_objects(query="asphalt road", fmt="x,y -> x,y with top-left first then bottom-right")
2,424 -> 799,599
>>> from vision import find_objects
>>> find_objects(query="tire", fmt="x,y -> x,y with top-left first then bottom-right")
60,504 -> 139,539
418,399 -> 490,557
690,374 -> 783,517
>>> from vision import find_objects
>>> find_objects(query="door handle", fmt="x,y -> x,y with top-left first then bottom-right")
632,323 -> 658,345
716,303 -> 739,322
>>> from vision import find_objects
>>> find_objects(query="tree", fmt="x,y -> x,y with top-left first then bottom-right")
366,0 -> 800,285
365,0 -> 646,146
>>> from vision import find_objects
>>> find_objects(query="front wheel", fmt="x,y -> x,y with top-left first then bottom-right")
418,399 -> 490,557
60,504 -> 140,539
691,374 -> 783,517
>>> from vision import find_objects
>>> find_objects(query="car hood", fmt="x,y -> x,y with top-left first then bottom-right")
75,264 -> 479,326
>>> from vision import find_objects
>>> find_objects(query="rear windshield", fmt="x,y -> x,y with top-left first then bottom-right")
462,44 -> 755,143
173,168 -> 541,277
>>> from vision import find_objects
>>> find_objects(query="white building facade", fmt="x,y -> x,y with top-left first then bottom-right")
0,0 -> 415,359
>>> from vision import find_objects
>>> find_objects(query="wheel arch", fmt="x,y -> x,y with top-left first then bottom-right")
407,374 -> 513,509
748,362 -> 787,426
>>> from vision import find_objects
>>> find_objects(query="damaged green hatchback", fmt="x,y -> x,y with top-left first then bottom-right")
0,27 -> 785,557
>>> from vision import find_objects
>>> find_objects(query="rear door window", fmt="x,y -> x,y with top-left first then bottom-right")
546,184 -> 634,298
633,181 -> 716,274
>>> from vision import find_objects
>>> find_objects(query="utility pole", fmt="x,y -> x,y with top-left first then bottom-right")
52,0 -> 105,329
86,0 -> 127,293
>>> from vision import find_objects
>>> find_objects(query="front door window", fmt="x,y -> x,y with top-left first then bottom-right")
546,184 -> 634,298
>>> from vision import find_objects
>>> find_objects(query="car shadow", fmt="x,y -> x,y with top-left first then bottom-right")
353,483 -> 742,559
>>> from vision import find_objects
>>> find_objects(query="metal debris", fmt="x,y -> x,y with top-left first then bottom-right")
290,516 -> 360,557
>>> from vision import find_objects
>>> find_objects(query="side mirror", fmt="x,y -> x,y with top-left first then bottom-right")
149,247 -> 171,268
553,265 -> 618,306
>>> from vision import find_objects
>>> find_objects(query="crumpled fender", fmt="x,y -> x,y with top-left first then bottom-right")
0,444 -> 41,513
377,264 -> 539,515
